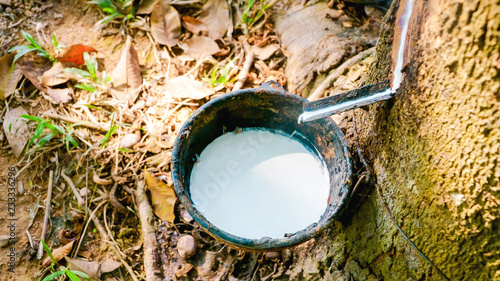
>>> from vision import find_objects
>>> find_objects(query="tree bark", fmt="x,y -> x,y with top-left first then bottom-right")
288,0 -> 500,280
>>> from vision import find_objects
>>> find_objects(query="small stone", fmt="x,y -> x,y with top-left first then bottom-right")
0,235 -> 10,248
24,10 -> 33,17
121,134 -> 141,149
342,21 -> 353,28
180,207 -> 193,223
177,235 -> 197,259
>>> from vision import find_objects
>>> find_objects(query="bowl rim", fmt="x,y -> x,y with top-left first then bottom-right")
171,82 -> 353,250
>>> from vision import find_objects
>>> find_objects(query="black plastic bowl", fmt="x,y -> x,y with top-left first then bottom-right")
171,81 -> 353,250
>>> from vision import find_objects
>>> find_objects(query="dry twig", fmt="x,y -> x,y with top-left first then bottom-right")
37,170 -> 54,260
136,180 -> 163,281
233,51 -> 255,91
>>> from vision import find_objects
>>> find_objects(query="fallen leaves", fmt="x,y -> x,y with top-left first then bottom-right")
180,35 -> 220,60
0,53 -> 22,100
56,44 -> 97,66
3,107 -> 30,157
18,55 -> 73,103
151,0 -> 182,47
41,240 -> 75,267
165,76 -> 215,100
41,62 -> 70,87
182,16 -> 208,35
145,171 -> 176,223
111,37 -> 143,105
198,0 -> 231,40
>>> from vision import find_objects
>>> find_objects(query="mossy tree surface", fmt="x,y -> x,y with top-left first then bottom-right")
287,0 -> 499,280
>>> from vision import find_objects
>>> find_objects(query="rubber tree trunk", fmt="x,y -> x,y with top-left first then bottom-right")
287,0 -> 499,280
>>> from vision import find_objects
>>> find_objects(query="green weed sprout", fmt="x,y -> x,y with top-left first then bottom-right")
90,0 -> 135,26
100,113 -> 118,148
203,60 -> 238,88
241,0 -> 276,32
40,239 -> 90,281
7,31 -> 55,69
64,52 -> 112,95
21,115 -> 79,153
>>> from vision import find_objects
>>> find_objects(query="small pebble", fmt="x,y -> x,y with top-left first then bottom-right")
177,235 -> 197,259
180,207 -> 193,223
121,134 -> 141,148
24,10 -> 33,17
342,21 -> 353,28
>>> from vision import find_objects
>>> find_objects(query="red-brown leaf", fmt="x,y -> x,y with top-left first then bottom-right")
56,44 -> 97,66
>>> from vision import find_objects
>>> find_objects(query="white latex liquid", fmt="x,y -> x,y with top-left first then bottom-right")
190,129 -> 330,239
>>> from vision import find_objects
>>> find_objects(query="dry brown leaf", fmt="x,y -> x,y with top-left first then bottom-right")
65,256 -> 101,279
41,62 -> 70,87
249,44 -> 279,61
0,53 -> 22,100
151,0 -> 181,47
180,35 -> 220,60
100,259 -> 121,273
165,76 -> 214,99
145,171 -> 176,223
18,55 -> 72,103
182,16 -> 208,35
45,86 -> 73,103
3,107 -> 29,157
42,240 -> 74,267
137,0 -> 159,14
198,0 -> 231,40
18,54 -> 52,93
111,37 -> 142,105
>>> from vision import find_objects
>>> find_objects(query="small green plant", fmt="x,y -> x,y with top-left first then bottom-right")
21,115 -> 79,153
100,114 -> 118,148
8,31 -> 55,69
64,52 -> 112,95
241,0 -> 276,31
40,239 -> 90,281
203,60 -> 238,88
90,0 -> 135,26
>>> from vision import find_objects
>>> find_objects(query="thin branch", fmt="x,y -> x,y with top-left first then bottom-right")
37,170 -> 54,260
42,111 -> 107,131
233,51 -> 255,91
136,180 -> 163,281
307,47 -> 375,101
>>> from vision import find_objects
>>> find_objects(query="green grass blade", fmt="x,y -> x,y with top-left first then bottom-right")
65,270 -> 84,281
52,34 -> 58,49
21,114 -> 45,122
10,47 -> 37,69
71,270 -> 90,280
64,68 -> 92,78
38,132 -> 55,147
40,239 -> 57,264
21,30 -> 41,49
41,271 -> 65,281
75,84 -> 97,92
83,52 -> 96,78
